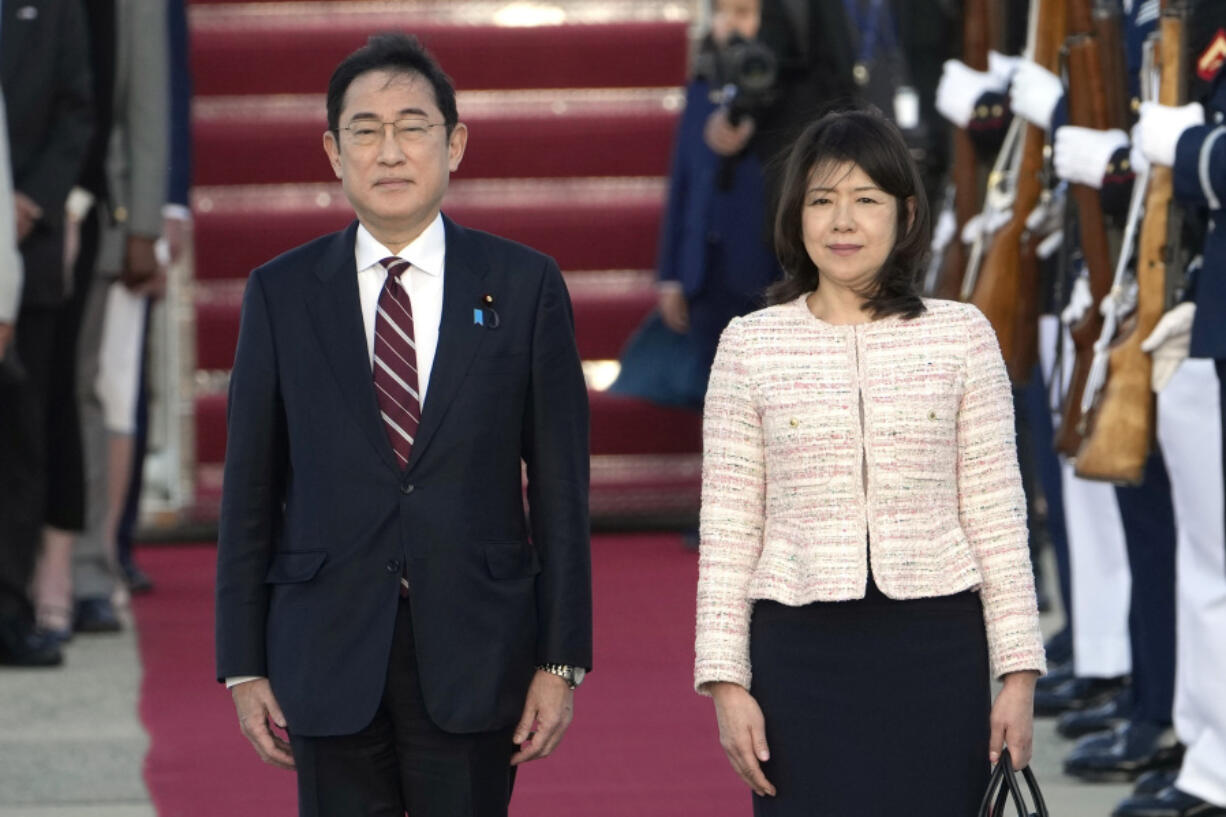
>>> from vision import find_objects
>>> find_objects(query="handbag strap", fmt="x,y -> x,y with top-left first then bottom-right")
978,749 -> 1052,817
977,752 -> 1027,817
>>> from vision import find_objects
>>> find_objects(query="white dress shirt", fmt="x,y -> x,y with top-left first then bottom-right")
355,214 -> 446,406
225,213 -> 447,690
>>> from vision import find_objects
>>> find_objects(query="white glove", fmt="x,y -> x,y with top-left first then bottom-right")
1136,101 -> 1205,167
1010,60 -> 1064,131
1140,301 -> 1196,391
931,205 -> 957,253
961,208 -> 1013,244
936,59 -> 1009,128
1053,127 -> 1130,188
1061,275 -> 1095,326
988,51 -> 1021,85
1129,122 -> 1151,177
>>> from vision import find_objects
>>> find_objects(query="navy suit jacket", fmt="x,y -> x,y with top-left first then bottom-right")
215,216 -> 592,737
1,0 -> 93,306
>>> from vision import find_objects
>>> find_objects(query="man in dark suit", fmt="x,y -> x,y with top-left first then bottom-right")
0,0 -> 93,666
215,34 -> 592,816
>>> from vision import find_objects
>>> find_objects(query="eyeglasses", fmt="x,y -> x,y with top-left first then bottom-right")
340,118 -> 447,147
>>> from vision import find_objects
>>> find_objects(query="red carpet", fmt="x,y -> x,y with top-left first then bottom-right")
133,536 -> 746,816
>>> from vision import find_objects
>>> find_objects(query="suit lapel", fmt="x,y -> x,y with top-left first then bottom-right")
406,215 -> 488,471
305,222 -> 401,473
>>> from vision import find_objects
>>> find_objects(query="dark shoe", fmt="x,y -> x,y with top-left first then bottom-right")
73,598 -> 122,633
1036,660 -> 1075,693
121,561 -> 154,595
1064,721 -> 1184,783
1045,627 -> 1073,666
36,624 -> 72,645
1058,687 -> 1134,739
1036,675 -> 1127,717
1134,770 -> 1181,797
0,619 -> 64,667
1112,786 -> 1226,817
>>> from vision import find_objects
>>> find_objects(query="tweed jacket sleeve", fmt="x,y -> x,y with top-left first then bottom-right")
957,309 -> 1046,677
694,318 -> 765,692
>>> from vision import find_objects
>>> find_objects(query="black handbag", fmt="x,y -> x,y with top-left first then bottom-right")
977,750 -> 1050,817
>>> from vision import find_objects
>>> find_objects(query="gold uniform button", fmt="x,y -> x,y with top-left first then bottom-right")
113,206 -> 129,223
1131,97 -> 1141,113
976,105 -> 989,118
789,418 -> 799,427
991,104 -> 1004,117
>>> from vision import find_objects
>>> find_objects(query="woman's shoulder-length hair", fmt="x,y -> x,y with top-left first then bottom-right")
766,108 -> 932,320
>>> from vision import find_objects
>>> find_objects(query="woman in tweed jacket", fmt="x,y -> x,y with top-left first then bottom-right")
695,109 -> 1046,815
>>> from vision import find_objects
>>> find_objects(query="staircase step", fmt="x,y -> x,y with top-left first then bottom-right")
191,3 -> 690,96
193,270 -> 655,371
194,89 -> 681,186
193,177 -> 665,280
194,381 -> 698,465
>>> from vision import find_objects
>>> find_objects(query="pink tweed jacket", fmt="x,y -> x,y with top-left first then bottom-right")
695,296 -> 1047,692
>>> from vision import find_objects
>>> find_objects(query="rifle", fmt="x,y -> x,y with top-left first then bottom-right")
1094,1 -> 1131,131
1054,0 -> 1116,456
969,0 -> 1066,385
1074,5 -> 1187,483
929,0 -> 991,300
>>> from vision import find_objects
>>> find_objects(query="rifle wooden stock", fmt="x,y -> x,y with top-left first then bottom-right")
972,0 -> 1065,384
1056,33 -> 1115,456
931,0 -> 990,301
1094,2 -> 1131,130
1075,10 -> 1186,483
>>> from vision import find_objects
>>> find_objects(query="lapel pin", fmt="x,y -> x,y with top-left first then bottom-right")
475,295 -> 500,329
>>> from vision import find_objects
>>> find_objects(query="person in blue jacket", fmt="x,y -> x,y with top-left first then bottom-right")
655,0 -> 783,394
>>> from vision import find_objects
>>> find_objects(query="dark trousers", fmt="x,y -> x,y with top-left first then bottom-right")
0,230 -> 92,621
290,599 -> 518,817
1115,451 -> 1178,725
1219,359 -> 1226,574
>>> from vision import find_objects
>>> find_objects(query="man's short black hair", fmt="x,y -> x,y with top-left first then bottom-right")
326,33 -> 458,135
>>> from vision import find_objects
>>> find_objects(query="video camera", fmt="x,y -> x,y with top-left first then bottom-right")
695,34 -> 780,127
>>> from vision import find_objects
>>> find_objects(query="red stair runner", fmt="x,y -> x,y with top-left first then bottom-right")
194,89 -> 681,186
186,0 -> 701,525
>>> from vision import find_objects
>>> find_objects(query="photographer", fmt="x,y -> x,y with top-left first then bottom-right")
654,0 -> 783,398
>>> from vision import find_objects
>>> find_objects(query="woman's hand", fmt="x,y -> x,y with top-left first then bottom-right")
708,681 -> 776,797
990,670 -> 1040,768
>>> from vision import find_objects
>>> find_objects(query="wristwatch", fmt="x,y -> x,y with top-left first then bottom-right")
537,663 -> 585,689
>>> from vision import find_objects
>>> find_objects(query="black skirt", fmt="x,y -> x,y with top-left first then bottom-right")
749,576 -> 991,817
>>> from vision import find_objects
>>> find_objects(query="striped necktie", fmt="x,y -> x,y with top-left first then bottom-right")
373,257 -> 421,469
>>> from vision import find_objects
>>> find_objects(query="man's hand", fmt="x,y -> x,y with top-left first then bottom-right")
231,678 -> 295,770
1141,302 -> 1196,392
510,670 -> 574,765
14,193 -> 43,242
990,671 -> 1039,769
704,110 -> 755,157
0,323 -> 12,359
120,235 -> 159,290
709,682 -> 776,797
658,287 -> 690,333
